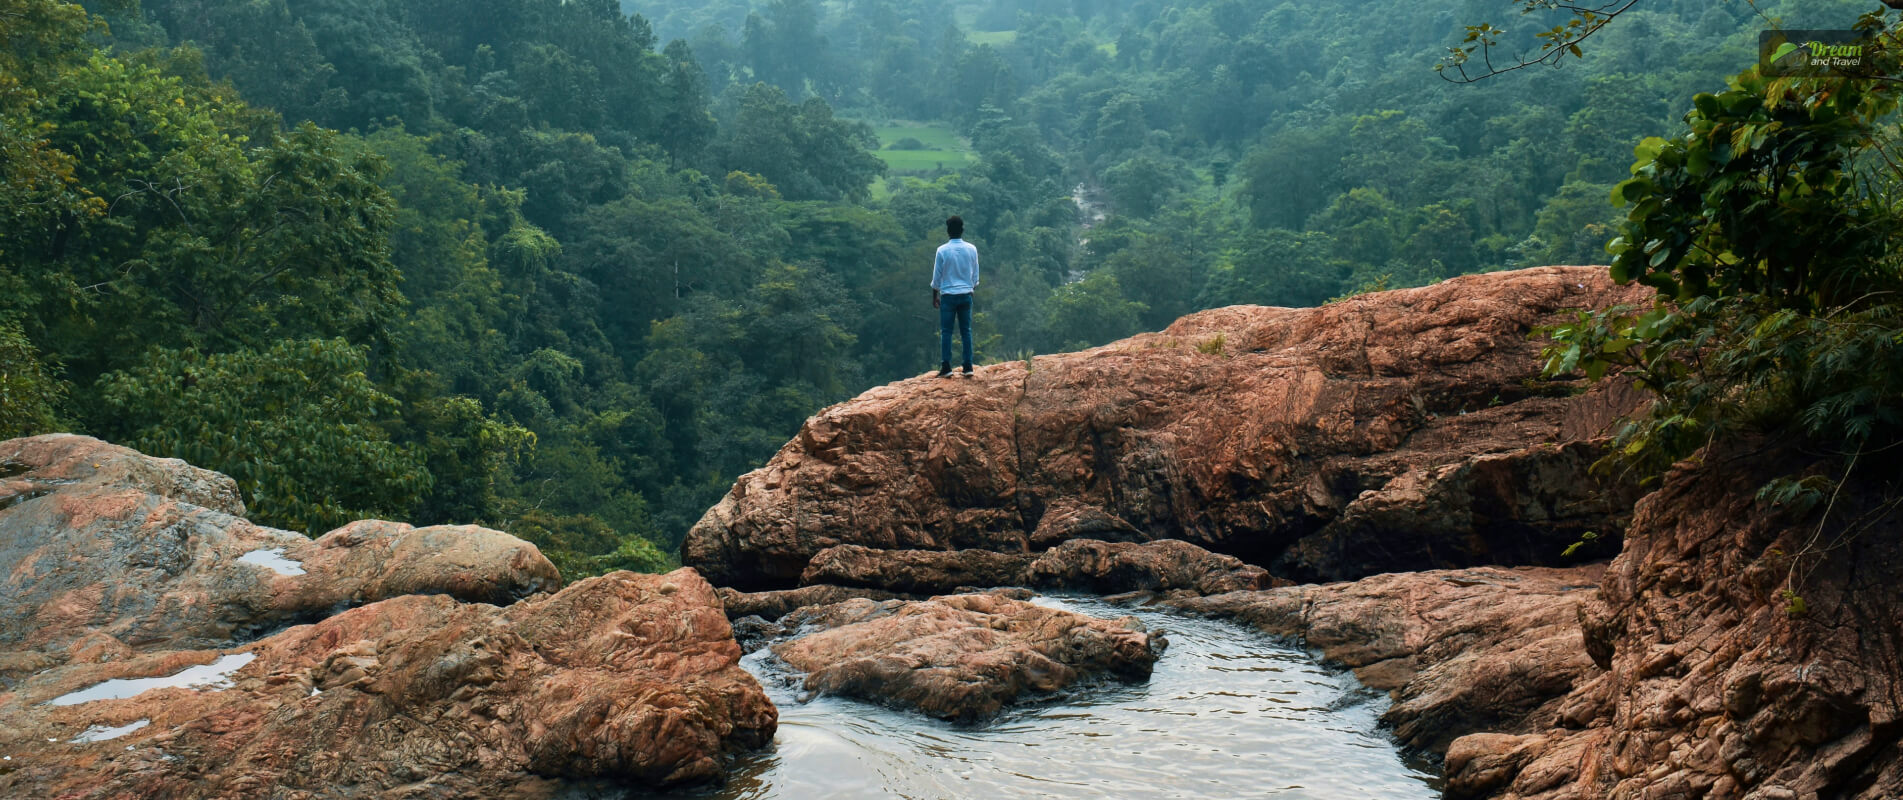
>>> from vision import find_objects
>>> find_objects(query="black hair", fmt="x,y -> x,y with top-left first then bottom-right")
947,216 -> 964,238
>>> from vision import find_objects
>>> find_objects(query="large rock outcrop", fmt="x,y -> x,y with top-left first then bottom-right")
0,435 -> 776,795
771,593 -> 1161,720
685,266 -> 1649,589
1438,444 -> 1903,800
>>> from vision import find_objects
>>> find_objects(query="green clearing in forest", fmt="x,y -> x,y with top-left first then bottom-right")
968,29 -> 1017,46
869,123 -> 972,173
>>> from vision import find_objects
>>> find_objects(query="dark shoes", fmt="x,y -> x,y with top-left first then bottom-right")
937,361 -> 953,378
962,363 -> 973,377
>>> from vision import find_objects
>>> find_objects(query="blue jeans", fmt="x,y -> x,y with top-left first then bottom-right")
939,292 -> 973,367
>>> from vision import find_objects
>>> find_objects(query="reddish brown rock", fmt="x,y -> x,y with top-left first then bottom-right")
785,539 -> 1272,599
1169,564 -> 1606,755
0,568 -> 775,797
799,543 -> 1033,594
1276,439 -> 1642,582
1027,538 -> 1275,595
1445,733 -> 1553,799
0,432 -> 245,516
716,583 -> 906,621
0,435 -> 560,664
1454,444 -> 1903,800
1026,498 -> 1146,548
772,593 -> 1161,720
684,266 -> 1649,588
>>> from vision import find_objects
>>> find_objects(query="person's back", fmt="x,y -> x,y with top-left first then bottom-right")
930,216 -> 979,377
933,239 -> 979,295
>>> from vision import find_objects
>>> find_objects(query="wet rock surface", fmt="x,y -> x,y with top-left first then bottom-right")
770,593 -> 1162,721
0,435 -> 775,796
684,266 -> 1649,589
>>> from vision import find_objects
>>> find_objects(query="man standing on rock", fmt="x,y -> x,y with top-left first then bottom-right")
931,215 -> 979,378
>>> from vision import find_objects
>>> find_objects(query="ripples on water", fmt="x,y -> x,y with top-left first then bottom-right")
640,595 -> 1440,800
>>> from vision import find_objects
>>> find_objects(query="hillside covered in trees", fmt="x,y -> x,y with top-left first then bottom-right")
0,0 -> 1881,572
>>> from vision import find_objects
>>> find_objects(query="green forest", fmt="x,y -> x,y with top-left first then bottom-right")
4,0 -> 1897,574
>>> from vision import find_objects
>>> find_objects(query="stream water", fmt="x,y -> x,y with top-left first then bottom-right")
644,595 -> 1441,800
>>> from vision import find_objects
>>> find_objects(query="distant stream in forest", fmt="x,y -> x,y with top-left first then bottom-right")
639,595 -> 1441,799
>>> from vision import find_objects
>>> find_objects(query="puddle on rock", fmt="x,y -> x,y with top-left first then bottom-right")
70,719 -> 150,743
48,653 -> 257,706
237,548 -> 307,576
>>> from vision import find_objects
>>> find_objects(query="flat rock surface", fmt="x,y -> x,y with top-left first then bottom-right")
685,266 -> 1649,589
772,593 -> 1161,720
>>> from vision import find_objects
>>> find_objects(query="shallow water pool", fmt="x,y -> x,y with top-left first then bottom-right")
644,595 -> 1440,800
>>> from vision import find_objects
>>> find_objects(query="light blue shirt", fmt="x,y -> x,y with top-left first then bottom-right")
931,238 -> 980,295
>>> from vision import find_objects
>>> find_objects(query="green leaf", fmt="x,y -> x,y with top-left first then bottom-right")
1614,178 -> 1653,204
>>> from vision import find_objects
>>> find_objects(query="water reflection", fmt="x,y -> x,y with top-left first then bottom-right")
645,595 -> 1439,800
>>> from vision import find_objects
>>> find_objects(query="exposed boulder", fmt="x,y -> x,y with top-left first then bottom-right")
684,267 -> 1649,588
0,435 -> 560,661
1168,564 -> 1605,755
0,568 -> 776,796
771,593 -> 1161,720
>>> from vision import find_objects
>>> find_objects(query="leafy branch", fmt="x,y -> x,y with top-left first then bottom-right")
1437,0 -> 1642,83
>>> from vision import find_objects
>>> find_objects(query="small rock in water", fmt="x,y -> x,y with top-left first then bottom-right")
774,593 -> 1161,720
